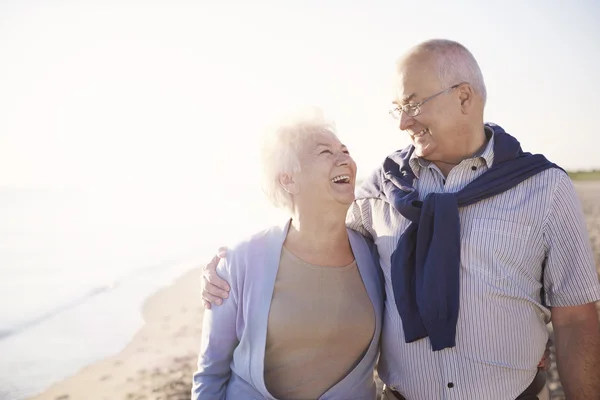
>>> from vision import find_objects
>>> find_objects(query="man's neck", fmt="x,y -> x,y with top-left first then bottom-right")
432,125 -> 488,177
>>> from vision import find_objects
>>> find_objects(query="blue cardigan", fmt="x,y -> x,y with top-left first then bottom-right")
192,220 -> 385,400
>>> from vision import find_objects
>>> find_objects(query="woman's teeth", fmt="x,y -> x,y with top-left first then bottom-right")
331,175 -> 350,183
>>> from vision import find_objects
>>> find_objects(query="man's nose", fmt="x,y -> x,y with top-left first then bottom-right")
399,111 -> 414,131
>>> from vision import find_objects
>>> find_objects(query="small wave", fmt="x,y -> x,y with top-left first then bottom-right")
0,283 -> 118,342
0,330 -> 14,340
0,257 -> 185,342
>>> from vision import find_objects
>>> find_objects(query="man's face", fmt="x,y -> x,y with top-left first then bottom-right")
394,57 -> 463,161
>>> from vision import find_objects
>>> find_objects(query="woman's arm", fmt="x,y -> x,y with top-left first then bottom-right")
192,257 -> 239,400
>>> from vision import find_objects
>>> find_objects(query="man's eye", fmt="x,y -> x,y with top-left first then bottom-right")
343,150 -> 350,155
320,150 -> 333,155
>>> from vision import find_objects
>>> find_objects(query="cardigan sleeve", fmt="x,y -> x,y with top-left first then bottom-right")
192,257 -> 240,400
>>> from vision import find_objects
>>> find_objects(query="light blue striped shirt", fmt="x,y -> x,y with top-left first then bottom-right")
347,129 -> 600,400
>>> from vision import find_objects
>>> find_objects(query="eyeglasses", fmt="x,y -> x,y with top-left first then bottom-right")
388,83 -> 462,120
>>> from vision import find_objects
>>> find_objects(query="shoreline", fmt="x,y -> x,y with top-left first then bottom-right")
28,268 -> 205,400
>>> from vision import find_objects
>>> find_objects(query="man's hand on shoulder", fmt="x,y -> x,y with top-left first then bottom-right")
201,246 -> 231,309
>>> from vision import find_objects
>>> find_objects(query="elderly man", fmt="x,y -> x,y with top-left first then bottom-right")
201,40 -> 600,400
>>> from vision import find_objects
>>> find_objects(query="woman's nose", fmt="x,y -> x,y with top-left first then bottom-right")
336,152 -> 350,166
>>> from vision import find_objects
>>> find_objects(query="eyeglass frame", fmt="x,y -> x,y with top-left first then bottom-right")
389,83 -> 465,120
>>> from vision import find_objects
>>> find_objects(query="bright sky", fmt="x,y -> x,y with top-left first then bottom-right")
1,0 -> 599,195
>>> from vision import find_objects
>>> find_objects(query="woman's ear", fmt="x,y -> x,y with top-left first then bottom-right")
279,174 -> 299,195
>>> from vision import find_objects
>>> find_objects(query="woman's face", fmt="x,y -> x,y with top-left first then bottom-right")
289,130 -> 357,212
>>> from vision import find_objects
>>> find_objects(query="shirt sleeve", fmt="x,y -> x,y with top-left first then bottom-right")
346,199 -> 375,239
192,257 -> 239,400
543,173 -> 600,307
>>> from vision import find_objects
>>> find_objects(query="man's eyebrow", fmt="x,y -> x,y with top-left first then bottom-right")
400,93 -> 416,104
392,93 -> 417,105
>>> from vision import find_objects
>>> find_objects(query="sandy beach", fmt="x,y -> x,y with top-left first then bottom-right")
28,266 -> 203,400
30,181 -> 600,400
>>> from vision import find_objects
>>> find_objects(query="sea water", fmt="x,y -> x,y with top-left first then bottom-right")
0,186 -> 281,399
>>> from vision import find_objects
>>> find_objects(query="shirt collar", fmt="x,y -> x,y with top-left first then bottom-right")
408,126 -> 495,178
478,126 -> 495,167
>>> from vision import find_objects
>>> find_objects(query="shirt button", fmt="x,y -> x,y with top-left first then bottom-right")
447,382 -> 455,388
471,166 -> 477,171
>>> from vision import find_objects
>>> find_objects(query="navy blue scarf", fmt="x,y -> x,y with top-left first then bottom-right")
356,123 -> 560,351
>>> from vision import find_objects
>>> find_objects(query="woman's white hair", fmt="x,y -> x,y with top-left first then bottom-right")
403,39 -> 487,104
260,107 -> 336,212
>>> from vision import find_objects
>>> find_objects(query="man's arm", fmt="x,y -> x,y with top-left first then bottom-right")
346,199 -> 374,239
552,303 -> 600,399
543,172 -> 600,399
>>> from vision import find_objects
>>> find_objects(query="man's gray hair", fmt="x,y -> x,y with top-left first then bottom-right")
260,107 -> 336,212
404,39 -> 487,104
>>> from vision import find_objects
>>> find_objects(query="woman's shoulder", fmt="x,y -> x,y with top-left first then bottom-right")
219,222 -> 288,277
227,222 -> 287,258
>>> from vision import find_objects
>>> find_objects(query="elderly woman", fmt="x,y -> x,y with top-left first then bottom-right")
191,109 -> 384,400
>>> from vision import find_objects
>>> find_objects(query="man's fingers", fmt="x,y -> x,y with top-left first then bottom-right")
206,255 -> 220,271
202,268 -> 230,292
200,246 -> 230,307
202,276 -> 229,301
202,291 -> 224,306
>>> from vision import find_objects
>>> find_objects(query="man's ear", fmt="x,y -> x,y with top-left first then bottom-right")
459,83 -> 475,113
279,174 -> 299,195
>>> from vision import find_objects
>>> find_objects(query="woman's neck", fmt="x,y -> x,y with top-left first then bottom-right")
284,208 -> 353,266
